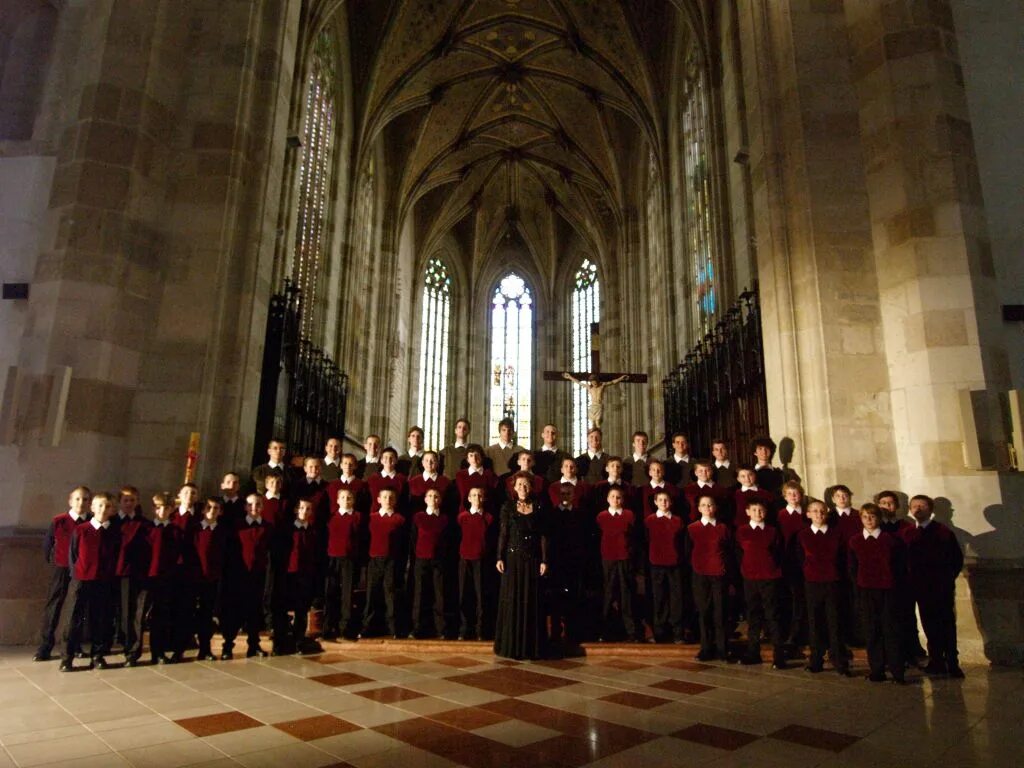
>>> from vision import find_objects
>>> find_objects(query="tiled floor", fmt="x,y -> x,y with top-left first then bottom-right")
0,642 -> 1019,768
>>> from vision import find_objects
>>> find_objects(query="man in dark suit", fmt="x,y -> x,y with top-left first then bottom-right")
356,434 -> 383,479
575,427 -> 608,484
710,438 -> 738,490
623,430 -> 651,487
397,426 -> 425,477
440,418 -> 471,480
534,423 -> 570,484
664,432 -> 693,486
252,438 -> 297,495
485,418 -> 523,477
321,437 -> 344,482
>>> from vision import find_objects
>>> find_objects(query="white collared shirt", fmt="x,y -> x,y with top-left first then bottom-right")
339,474 -> 356,484
632,453 -> 648,463
425,508 -> 440,517
264,492 -> 280,500
697,480 -> 713,488
811,524 -> 829,534
68,510 -> 83,522
379,509 -> 394,517
914,515 -> 933,529
201,520 -> 218,531
380,470 -> 396,479
468,466 -> 482,475
468,507 -> 483,516
607,477 -> 622,485
749,521 -> 765,530
656,510 -> 671,519
497,441 -> 512,450
607,507 -> 623,517
785,505 -> 802,515
90,517 -> 110,530
836,508 -> 854,517
715,460 -> 731,468
223,496 -> 239,504
541,445 -> 557,452
674,454 -> 690,463
588,451 -> 603,460
700,517 -> 717,526
245,515 -> 260,525
649,481 -> 664,489
294,520 -> 309,529
338,507 -> 354,516
178,505 -> 191,516
365,456 -> 380,464
408,449 -> 422,457
154,519 -> 170,527
422,472 -> 438,482
324,457 -> 339,466
754,463 -> 769,471
268,461 -> 283,469
740,485 -> 758,492
863,528 -> 881,539
560,477 -> 578,486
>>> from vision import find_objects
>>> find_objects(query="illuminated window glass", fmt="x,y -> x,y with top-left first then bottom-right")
417,258 -> 451,450
489,274 -> 533,448
292,30 -> 336,338
570,259 -> 599,455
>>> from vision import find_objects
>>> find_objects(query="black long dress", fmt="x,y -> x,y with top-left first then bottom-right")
493,500 -> 549,660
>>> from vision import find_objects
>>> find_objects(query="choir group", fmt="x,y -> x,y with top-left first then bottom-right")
35,417 -> 964,682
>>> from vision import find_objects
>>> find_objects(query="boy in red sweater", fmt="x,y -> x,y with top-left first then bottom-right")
410,488 -> 449,638
60,493 -> 119,671
687,496 -> 733,661
116,486 -> 152,666
900,494 -> 964,678
830,484 -> 862,647
408,451 -> 452,514
848,503 -> 905,683
735,500 -> 786,668
147,494 -> 181,664
193,499 -> 227,661
282,499 -> 320,654
777,481 -> 809,648
221,494 -> 271,659
35,486 -> 91,662
457,487 -> 493,640
682,462 -> 731,524
645,491 -> 686,644
324,487 -> 361,640
797,500 -> 851,676
733,468 -> 775,528
596,487 -> 639,642
362,488 -> 407,638
455,445 -> 499,512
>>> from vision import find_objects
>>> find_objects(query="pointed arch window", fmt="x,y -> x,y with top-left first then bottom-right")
417,258 -> 451,450
570,259 -> 600,455
681,43 -> 717,335
292,29 -> 336,338
489,274 -> 533,448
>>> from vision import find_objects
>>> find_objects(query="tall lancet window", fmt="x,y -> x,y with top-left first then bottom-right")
292,30 -> 336,338
570,259 -> 600,455
489,274 -> 533,448
417,258 -> 451,450
681,43 -> 717,335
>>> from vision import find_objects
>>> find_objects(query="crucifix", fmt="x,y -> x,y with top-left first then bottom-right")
543,322 -> 648,429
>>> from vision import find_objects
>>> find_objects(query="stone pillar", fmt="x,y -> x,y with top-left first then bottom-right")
737,0 -> 899,495
846,0 -> 1023,663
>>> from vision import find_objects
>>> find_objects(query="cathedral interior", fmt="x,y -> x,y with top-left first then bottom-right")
0,0 -> 1022,763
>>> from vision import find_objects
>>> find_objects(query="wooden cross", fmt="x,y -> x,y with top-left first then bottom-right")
543,322 -> 647,428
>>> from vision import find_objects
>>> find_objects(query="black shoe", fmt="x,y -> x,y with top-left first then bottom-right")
740,655 -> 762,666
156,655 -> 170,665
220,650 -> 234,660
59,659 -> 73,672
75,651 -> 86,659
867,673 -> 887,683
92,657 -> 109,670
771,660 -> 788,670
124,656 -> 138,668
198,653 -> 216,662
948,665 -> 965,679
836,668 -> 853,678
246,647 -> 267,658
169,653 -> 183,664
695,650 -> 716,661
33,650 -> 51,662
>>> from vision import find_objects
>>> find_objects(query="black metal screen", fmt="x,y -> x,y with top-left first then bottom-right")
662,285 -> 768,458
252,281 -> 348,466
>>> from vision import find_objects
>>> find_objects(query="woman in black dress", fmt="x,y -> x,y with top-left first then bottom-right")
494,472 -> 549,660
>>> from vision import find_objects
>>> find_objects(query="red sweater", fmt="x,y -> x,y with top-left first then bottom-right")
116,516 -> 152,577
776,508 -> 808,546
735,523 -> 783,581
413,511 -> 448,559
797,527 -> 843,583
457,510 -> 493,560
641,483 -> 681,517
327,511 -> 360,558
261,496 -> 288,529
832,511 -> 863,550
408,475 -> 453,513
287,524 -> 317,574
848,532 -> 901,590
549,480 -> 588,511
368,511 -> 405,558
70,522 -> 119,581
172,507 -> 199,532
455,469 -> 499,508
899,520 -> 963,592
193,523 -> 227,582
147,523 -> 181,578
596,509 -> 633,561
327,477 -> 368,514
687,520 -> 731,577
46,513 -> 88,567
235,520 -> 271,573
733,489 -> 776,527
645,514 -> 685,567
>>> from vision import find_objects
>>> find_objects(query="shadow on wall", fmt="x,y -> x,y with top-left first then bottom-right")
937,494 -> 1024,666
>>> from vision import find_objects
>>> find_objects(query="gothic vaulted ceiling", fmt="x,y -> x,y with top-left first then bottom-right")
355,0 -> 677,267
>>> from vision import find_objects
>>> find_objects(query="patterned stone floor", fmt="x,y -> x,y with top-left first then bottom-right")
0,641 -> 1018,768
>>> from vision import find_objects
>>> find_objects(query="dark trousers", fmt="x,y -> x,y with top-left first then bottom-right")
119,576 -> 149,660
782,568 -> 807,645
61,579 -> 112,661
324,556 -> 355,635
412,558 -> 446,636
221,571 -> 265,651
899,585 -> 926,656
551,555 -> 586,642
170,581 -> 196,657
601,560 -> 637,639
458,559 -> 485,636
149,578 -> 175,659
805,580 -> 847,670
859,587 -> 903,678
364,557 -> 396,634
692,573 -> 727,656
839,576 -> 862,646
650,564 -> 684,640
744,578 -> 784,663
286,572 -> 314,647
38,565 -> 72,654
195,581 -> 219,655
915,585 -> 959,669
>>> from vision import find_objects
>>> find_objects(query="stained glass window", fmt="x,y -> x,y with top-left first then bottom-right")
417,258 -> 451,450
570,259 -> 599,455
292,30 -> 336,338
489,274 -> 533,448
681,44 -> 717,335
